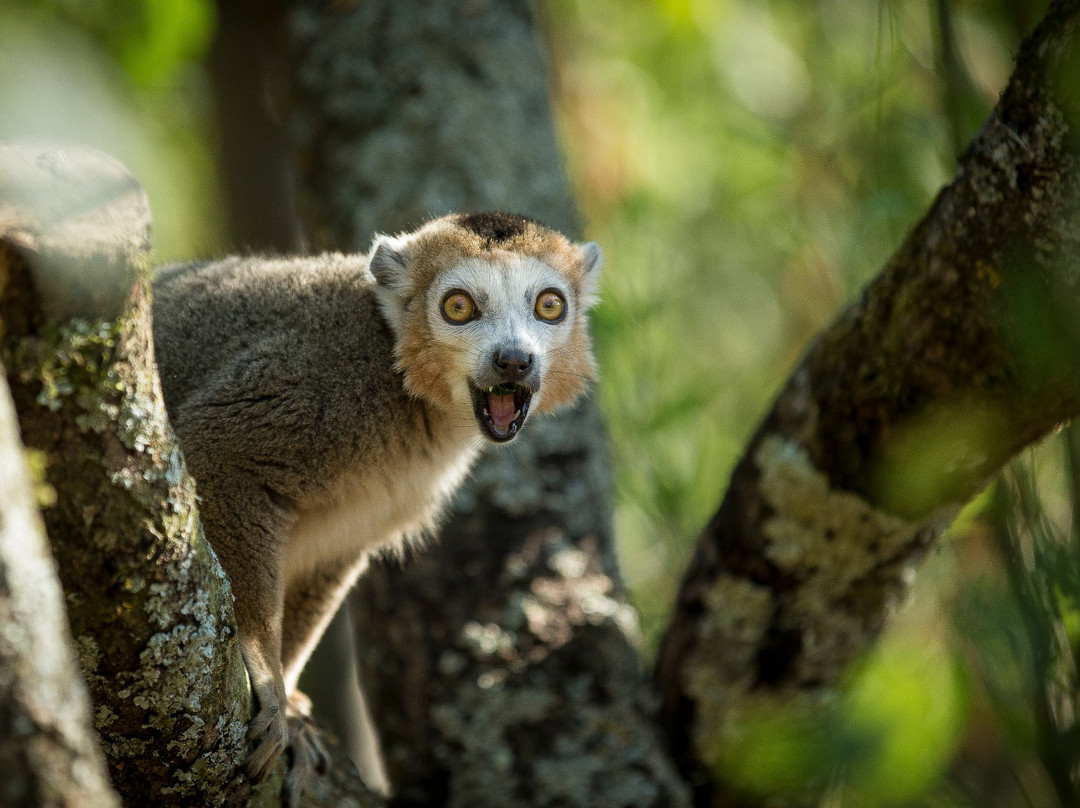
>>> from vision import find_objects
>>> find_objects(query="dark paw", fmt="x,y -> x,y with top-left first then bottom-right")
282,692 -> 330,806
245,705 -> 289,784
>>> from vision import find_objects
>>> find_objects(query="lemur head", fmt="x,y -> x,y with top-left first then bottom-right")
368,212 -> 602,443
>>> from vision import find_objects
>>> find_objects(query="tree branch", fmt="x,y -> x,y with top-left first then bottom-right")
0,143 -> 254,806
0,325 -> 118,807
656,1 -> 1080,802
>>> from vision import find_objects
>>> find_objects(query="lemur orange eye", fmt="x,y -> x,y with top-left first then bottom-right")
535,289 -> 566,323
441,290 -> 477,324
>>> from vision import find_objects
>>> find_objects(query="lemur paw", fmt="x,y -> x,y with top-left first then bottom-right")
282,691 -> 329,806
245,699 -> 289,784
244,691 -> 329,803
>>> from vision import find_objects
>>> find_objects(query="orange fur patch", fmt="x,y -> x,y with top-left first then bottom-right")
398,217 -> 595,301
388,215 -> 598,416
396,316 -> 458,410
534,318 -> 596,414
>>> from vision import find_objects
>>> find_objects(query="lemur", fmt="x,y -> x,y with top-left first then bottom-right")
151,212 -> 601,803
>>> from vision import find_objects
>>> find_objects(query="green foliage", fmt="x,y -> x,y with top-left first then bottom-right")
542,0 -> 1065,804
716,638 -> 968,806
17,0 -> 215,87
541,0 -> 1039,646
870,402 -> 1009,518
0,0 -> 223,260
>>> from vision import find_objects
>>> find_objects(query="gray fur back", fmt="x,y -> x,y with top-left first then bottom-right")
152,253 -> 423,505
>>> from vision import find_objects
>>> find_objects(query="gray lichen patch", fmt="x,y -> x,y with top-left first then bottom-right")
684,436 -> 948,778
75,512 -> 249,804
6,301 -> 252,804
693,576 -> 773,690
964,97 -> 1066,219
432,673 -> 688,808
683,575 -> 774,757
0,377 -> 121,806
13,317 -> 123,416
756,435 -> 918,593
420,522 -> 688,808
494,529 -> 639,666
11,299 -> 173,499
755,435 -> 939,679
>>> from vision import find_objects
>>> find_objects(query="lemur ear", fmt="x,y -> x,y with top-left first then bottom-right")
368,235 -> 411,293
579,241 -> 602,306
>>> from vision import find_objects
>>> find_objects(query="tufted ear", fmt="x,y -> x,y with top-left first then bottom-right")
368,234 -> 411,294
578,241 -> 603,307
368,234 -> 415,335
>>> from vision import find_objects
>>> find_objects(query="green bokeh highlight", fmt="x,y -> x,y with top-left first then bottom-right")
715,638 -> 968,806
0,0 -> 223,261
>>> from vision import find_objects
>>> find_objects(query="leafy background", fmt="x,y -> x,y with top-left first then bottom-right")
2,1 -> 1076,805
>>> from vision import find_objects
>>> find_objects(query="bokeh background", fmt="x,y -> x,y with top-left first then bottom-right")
3,1 -> 1077,805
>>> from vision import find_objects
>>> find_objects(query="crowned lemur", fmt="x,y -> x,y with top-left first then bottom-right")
151,212 -> 601,803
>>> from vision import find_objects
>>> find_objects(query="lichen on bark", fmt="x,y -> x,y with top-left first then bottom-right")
1,144 -> 253,805
0,344 -> 118,808
7,286 -> 253,806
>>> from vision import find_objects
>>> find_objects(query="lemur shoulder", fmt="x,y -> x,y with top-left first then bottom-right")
151,212 -> 601,803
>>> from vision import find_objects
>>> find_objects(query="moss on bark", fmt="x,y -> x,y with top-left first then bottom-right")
0,145 -> 252,806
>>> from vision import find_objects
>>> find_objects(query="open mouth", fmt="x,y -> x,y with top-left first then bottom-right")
472,382 -> 533,442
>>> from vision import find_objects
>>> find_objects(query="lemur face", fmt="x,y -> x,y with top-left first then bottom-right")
428,255 -> 577,441
368,213 -> 601,443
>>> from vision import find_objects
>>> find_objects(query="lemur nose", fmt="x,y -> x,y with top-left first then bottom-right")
492,348 -> 534,380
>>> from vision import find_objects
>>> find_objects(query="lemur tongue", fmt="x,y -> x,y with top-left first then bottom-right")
486,391 -> 517,431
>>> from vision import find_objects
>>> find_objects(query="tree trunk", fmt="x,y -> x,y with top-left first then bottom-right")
0,300 -> 118,807
277,1 -> 691,806
0,143 -> 262,805
654,2 -> 1080,803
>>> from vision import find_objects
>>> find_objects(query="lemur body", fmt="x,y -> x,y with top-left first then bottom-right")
151,213 -> 600,802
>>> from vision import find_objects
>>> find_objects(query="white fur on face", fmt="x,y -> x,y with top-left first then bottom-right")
424,255 -> 580,410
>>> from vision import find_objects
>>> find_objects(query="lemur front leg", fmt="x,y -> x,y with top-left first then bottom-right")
189,468 -> 295,785
278,555 -> 369,804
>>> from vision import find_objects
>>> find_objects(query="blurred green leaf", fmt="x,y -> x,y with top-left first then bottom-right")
18,0 -> 216,87
711,639 -> 967,806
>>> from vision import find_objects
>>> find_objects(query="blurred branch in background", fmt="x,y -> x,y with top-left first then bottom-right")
992,451 -> 1080,807
0,0 -> 224,261
933,0 -> 991,159
654,0 -> 1080,803
1067,424 -> 1080,542
206,0 -> 304,254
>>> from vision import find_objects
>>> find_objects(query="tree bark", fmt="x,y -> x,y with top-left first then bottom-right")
0,142 -> 385,808
207,0 -> 306,255
655,2 -> 1080,803
0,144 -> 259,806
277,1 -> 690,805
0,311 -> 118,807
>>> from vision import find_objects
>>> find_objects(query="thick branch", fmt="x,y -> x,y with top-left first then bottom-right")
0,144 -> 253,806
656,1 -> 1080,802
0,350 -> 118,806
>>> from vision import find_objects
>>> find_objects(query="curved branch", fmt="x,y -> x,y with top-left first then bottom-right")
656,1 -> 1080,801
